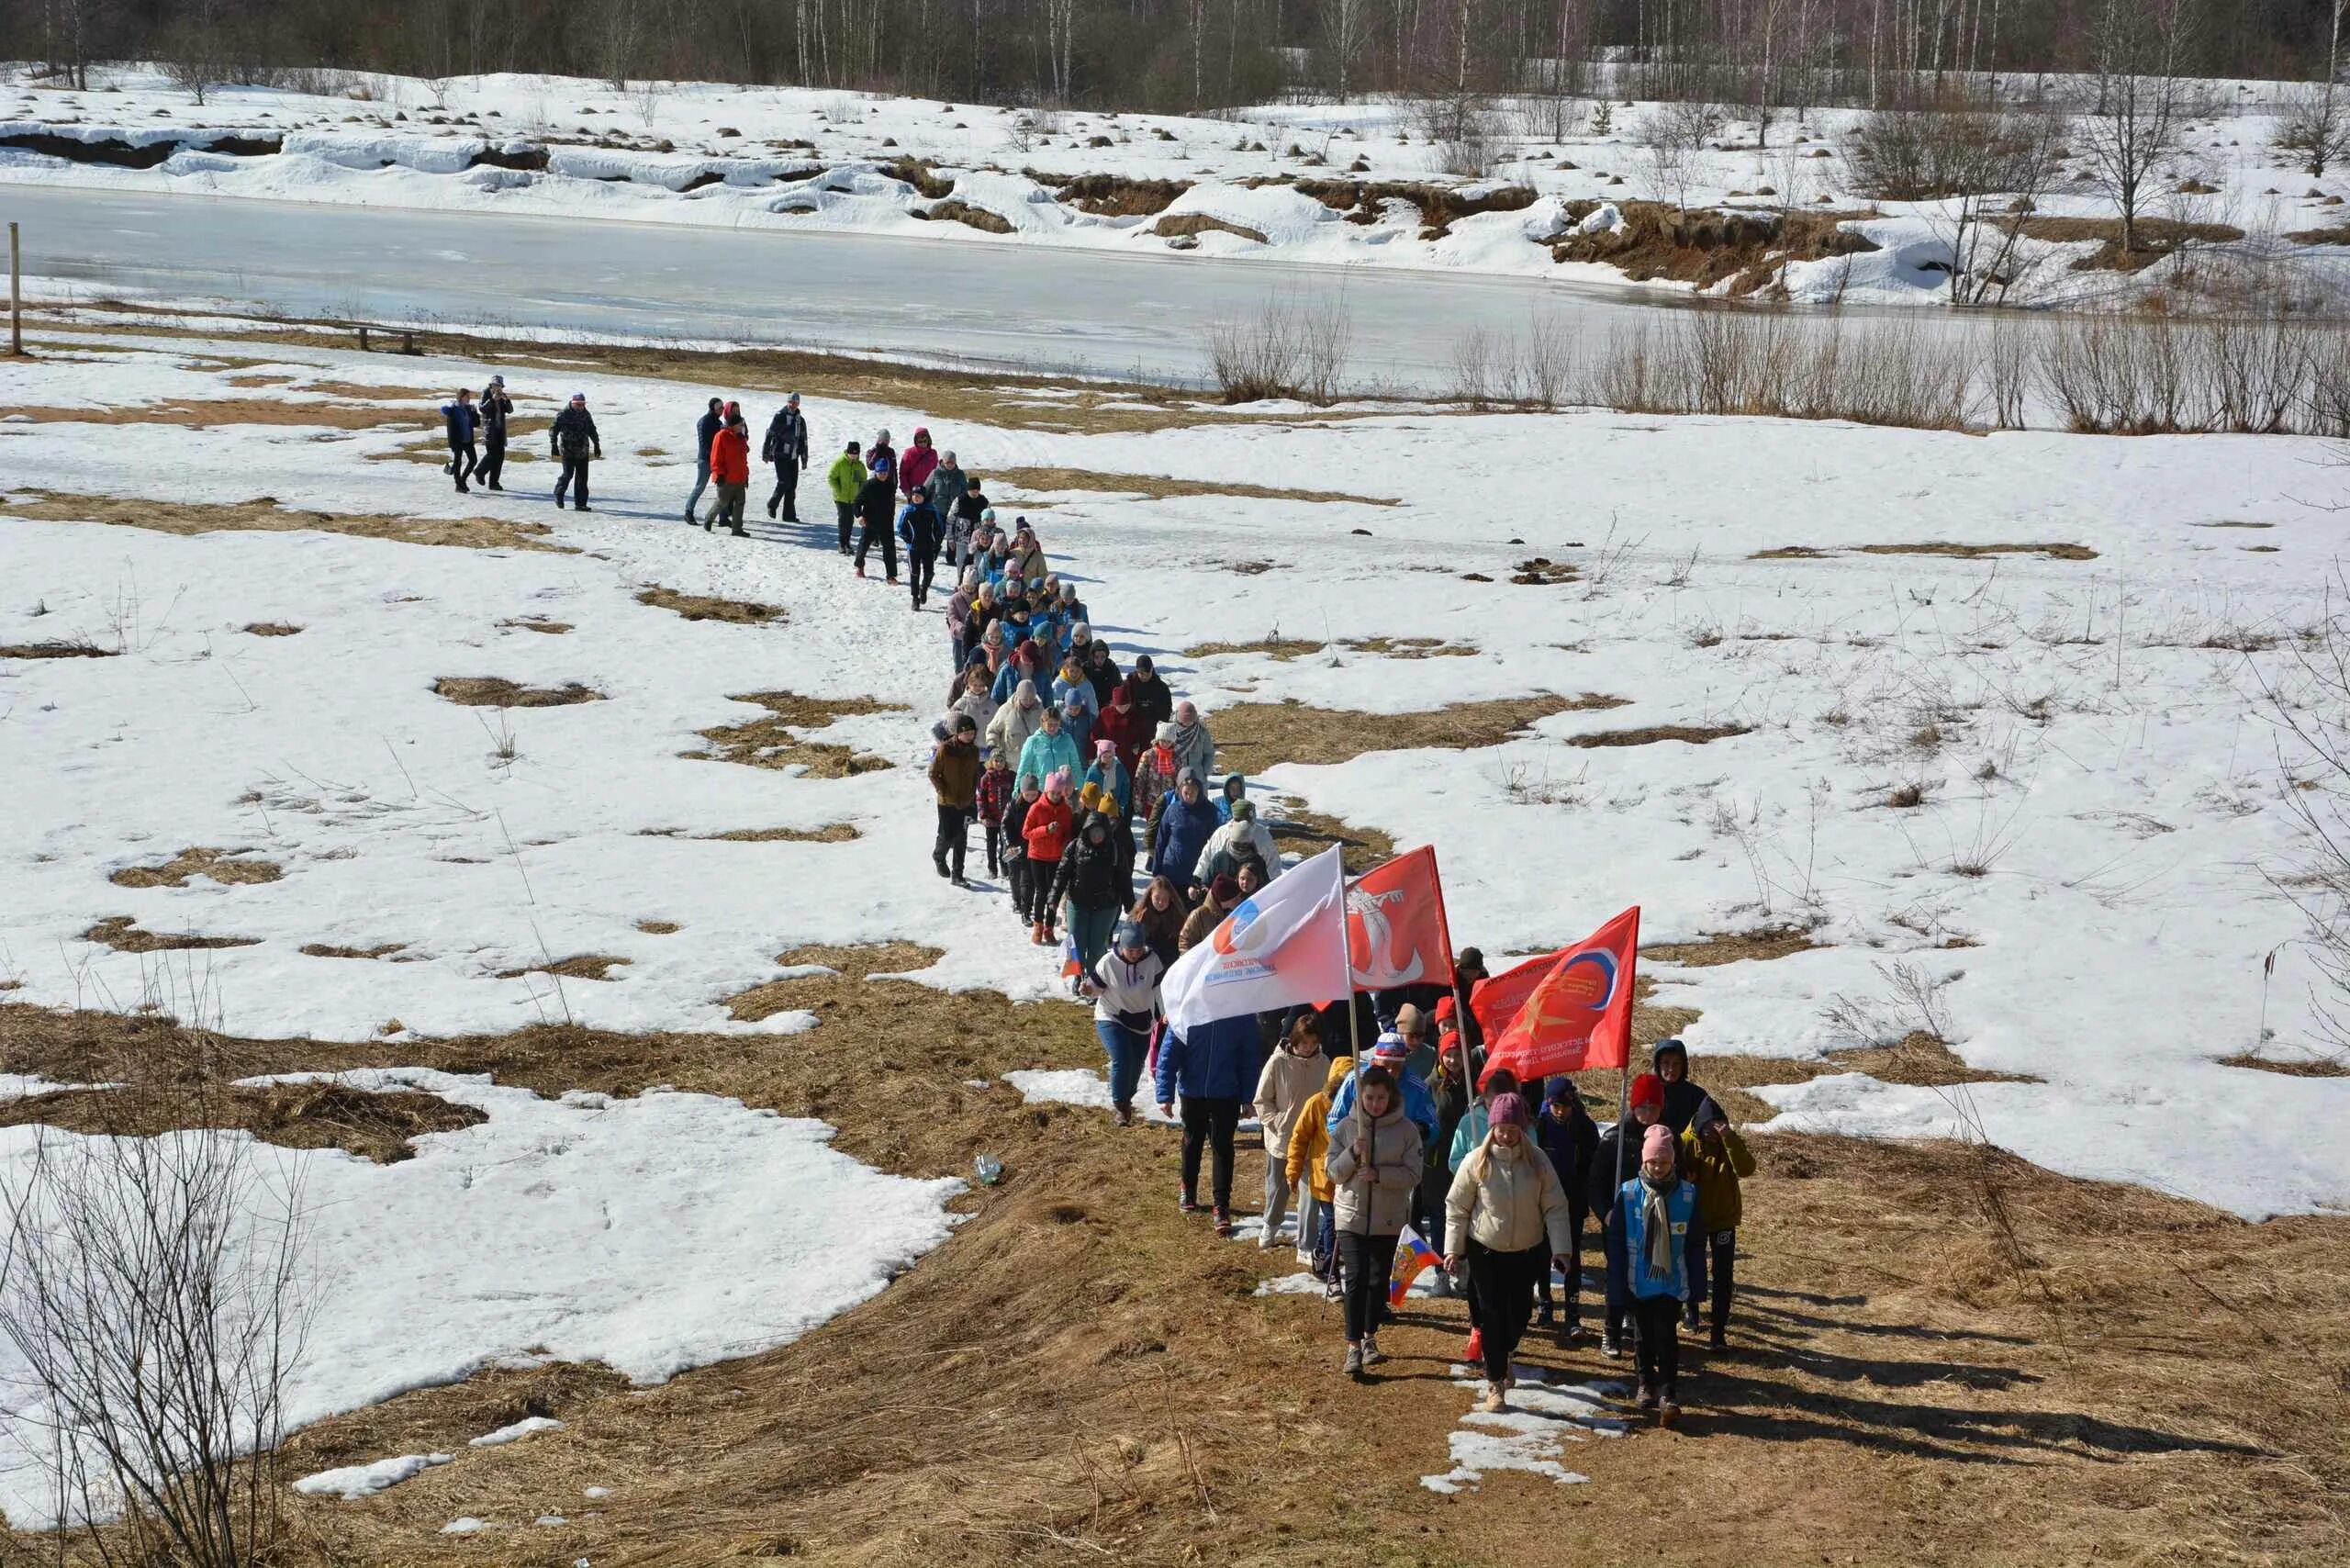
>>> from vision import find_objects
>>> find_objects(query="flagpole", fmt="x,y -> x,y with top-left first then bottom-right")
1614,907 -> 1642,1195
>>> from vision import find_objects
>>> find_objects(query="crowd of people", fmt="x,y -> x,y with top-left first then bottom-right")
431,382 -> 1755,1431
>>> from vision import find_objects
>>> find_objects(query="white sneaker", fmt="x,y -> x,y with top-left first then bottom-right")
1257,1232 -> 1278,1251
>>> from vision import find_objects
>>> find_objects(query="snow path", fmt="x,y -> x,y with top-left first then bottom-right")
1419,1363 -> 1628,1495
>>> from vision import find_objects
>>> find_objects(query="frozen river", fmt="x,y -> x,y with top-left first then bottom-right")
4,184 -> 1713,389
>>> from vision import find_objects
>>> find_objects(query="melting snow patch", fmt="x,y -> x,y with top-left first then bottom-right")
470,1416 -> 564,1447
1002,1068 -> 1173,1123
1418,1364 -> 1626,1495
1254,1267 -> 1438,1299
441,1517 -> 488,1535
292,1452 -> 453,1499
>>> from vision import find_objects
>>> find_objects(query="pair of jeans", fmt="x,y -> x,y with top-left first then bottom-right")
1337,1230 -> 1398,1342
685,456 -> 711,519
1687,1226 -> 1736,1335
934,805 -> 968,879
554,456 -> 590,507
1467,1241 -> 1545,1384
767,458 -> 800,517
447,438 -> 476,487
1631,1294 -> 1681,1398
1095,1019 -> 1147,1111
1065,900 -> 1118,975
477,436 -> 505,488
1179,1095 -> 1241,1210
709,481 -> 747,533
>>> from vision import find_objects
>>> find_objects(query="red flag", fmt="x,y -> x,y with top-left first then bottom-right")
1470,946 -> 1564,1044
1478,906 -> 1640,1087
1345,846 -> 1455,992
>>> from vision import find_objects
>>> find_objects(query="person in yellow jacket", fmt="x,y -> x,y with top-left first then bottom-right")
824,440 -> 868,555
1443,1092 -> 1573,1413
1679,1095 -> 1755,1350
1283,1054 -> 1353,1291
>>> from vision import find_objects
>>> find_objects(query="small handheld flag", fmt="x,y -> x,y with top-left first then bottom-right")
1389,1226 -> 1440,1306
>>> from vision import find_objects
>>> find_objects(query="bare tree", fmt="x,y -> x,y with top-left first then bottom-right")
1913,105 -> 2064,304
0,1058 -> 313,1568
1315,0 -> 1369,100
1637,97 -> 1721,215
2078,0 -> 2204,256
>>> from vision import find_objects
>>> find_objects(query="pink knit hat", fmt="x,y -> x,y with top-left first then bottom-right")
1641,1124 -> 1676,1165
1486,1092 -> 1528,1128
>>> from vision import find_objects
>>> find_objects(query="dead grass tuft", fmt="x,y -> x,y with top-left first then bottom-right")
725,942 -> 948,1021
2012,214 -> 2244,271
497,954 -> 631,982
1267,806 -> 1397,875
636,585 -> 784,624
689,690 -> 904,776
499,617 -> 573,634
0,487 -> 571,554
83,915 -> 259,953
1643,925 -> 1821,967
1342,636 -> 1473,658
990,465 -> 1396,506
698,823 -> 862,844
635,919 -> 681,935
0,1080 -> 484,1164
241,621 -> 302,637
109,846 -> 284,889
1152,210 -> 1268,243
1858,541 -> 2099,562
0,638 -> 117,659
432,676 -> 603,708
2219,1050 -> 2350,1078
1183,635 -> 1326,661
298,942 -> 407,960
1215,693 -> 1624,768
1568,722 -> 1751,748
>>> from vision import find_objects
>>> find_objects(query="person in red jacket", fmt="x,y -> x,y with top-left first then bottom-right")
705,402 -> 752,537
1095,678 -> 1148,779
1022,771 -> 1075,946
899,426 -> 941,503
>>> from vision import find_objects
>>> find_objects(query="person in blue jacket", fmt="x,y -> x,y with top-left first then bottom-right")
1150,768 -> 1220,891
1156,1012 -> 1263,1238
685,396 -> 722,522
1325,1034 -> 1439,1148
440,387 -> 479,493
1603,1122 -> 1700,1425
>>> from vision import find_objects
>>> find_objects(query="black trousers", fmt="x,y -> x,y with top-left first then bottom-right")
1337,1230 -> 1398,1342
856,517 -> 897,577
448,438 -> 476,487
768,458 -> 800,517
1697,1227 -> 1735,1334
1631,1294 -> 1681,1398
835,500 -> 856,551
554,456 -> 590,508
1005,854 -> 1032,919
983,820 -> 1003,875
1468,1241 -> 1545,1383
1179,1095 -> 1241,1210
910,545 -> 938,607
478,436 -> 505,487
934,804 -> 968,878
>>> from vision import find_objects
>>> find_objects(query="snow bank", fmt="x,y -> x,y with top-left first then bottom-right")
292,1451 -> 452,1500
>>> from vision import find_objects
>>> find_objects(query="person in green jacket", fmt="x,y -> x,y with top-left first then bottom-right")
825,440 -> 867,556
1679,1096 -> 1755,1350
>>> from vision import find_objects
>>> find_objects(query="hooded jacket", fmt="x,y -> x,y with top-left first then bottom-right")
1284,1055 -> 1355,1204
1016,725 -> 1081,794
1154,1013 -> 1262,1105
1585,1115 -> 1686,1215
1091,946 -> 1163,1032
1536,1095 -> 1601,1221
1446,1136 -> 1574,1255
987,684 -> 1044,763
441,400 -> 477,443
899,438 -> 940,499
1651,1039 -> 1707,1135
1096,692 -> 1148,772
711,420 -> 751,486
1049,815 -> 1127,910
1678,1097 -> 1755,1233
1200,816 -> 1280,882
1327,1096 -> 1425,1238
826,451 -> 867,504
1254,1045 -> 1328,1159
1125,668 -> 1174,731
1021,790 -> 1073,865
1151,790 -> 1221,885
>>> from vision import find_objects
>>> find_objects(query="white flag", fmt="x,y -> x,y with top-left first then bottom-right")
1160,846 -> 1350,1030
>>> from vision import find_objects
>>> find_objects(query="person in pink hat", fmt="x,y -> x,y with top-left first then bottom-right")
1442,1090 -> 1574,1413
1604,1119 -> 1700,1426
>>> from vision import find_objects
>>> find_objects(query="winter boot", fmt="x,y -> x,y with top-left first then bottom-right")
1343,1344 -> 1364,1379
1536,1302 -> 1556,1329
728,527 -> 748,538
1709,1327 -> 1729,1351
1658,1395 -> 1682,1428
1178,1191 -> 1203,1215
1213,1207 -> 1234,1239
1461,1328 -> 1483,1367
1477,1383 -> 1506,1415
855,562 -> 866,578
934,852 -> 950,879
1030,921 -> 1048,946
1600,1333 -> 1623,1359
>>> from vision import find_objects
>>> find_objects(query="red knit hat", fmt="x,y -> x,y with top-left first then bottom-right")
1629,1072 -> 1666,1113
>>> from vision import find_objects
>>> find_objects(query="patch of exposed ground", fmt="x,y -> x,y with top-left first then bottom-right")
990,465 -> 1397,506
1753,542 -> 2097,562
1265,804 -> 1398,875
1152,210 -> 1268,243
299,942 -> 408,960
83,915 -> 259,953
0,638 -> 116,658
0,1080 -> 484,1163
432,676 -> 604,708
1215,693 -> 1625,768
1344,635 -> 1474,658
699,823 -> 861,844
1642,925 -> 1822,967
635,585 -> 784,624
2,398 -> 419,430
499,616 -> 573,633
2011,214 -> 2246,272
689,690 -> 905,776
1567,722 -> 1751,748
2194,521 -> 2275,530
1511,555 -> 1580,586
912,197 -> 1015,233
242,621 -> 303,636
1183,635 -> 1326,661
496,954 -> 631,982
109,846 -> 284,889
1551,201 -> 1882,291
635,919 -> 681,935
3,990 -> 2340,1566
0,487 -> 571,554
2220,1050 -> 2350,1078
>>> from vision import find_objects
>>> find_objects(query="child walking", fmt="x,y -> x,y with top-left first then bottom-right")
1252,1014 -> 1326,1254
975,747 -> 1013,878
1679,1096 -> 1754,1350
1534,1078 -> 1599,1338
1604,1124 -> 1699,1426
1326,1066 -> 1423,1381
1284,1054 -> 1354,1284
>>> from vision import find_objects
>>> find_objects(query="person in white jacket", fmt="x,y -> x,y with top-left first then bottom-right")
1252,1013 -> 1326,1255
1198,800 -> 1280,884
1444,1091 -> 1574,1414
1091,924 -> 1163,1126
986,678 -> 1044,766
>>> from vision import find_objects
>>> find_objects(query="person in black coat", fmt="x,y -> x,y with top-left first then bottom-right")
440,388 -> 478,492
685,397 -> 722,522
475,375 -> 510,490
1534,1078 -> 1601,1334
855,462 -> 899,582
763,393 -> 810,521
1651,1038 -> 1707,1135
1123,655 -> 1174,734
548,394 -> 600,510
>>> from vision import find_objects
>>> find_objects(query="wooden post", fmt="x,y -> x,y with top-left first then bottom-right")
8,222 -> 22,357
358,325 -> 371,352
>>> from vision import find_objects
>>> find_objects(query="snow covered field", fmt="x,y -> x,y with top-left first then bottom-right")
5,66 -> 2350,308
2,304 -> 2347,1520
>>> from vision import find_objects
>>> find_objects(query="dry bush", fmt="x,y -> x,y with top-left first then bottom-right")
1203,294 -> 1353,404
2037,313 -> 2327,435
1582,311 -> 1975,431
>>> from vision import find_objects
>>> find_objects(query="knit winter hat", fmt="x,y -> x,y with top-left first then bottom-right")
1113,922 -> 1147,953
1014,678 -> 1037,704
1370,1031 -> 1408,1063
1157,722 -> 1179,745
1208,873 -> 1239,903
1135,655 -> 1155,674
1487,1092 -> 1529,1128
1641,1124 -> 1676,1165
1629,1072 -> 1666,1113
1229,800 -> 1256,822
1175,766 -> 1200,788
1545,1077 -> 1574,1103
1095,739 -> 1116,758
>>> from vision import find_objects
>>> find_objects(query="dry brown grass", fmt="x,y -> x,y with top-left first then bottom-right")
635,585 -> 784,624
635,919 -> 681,935
496,954 -> 631,982
2219,1050 -> 2350,1078
1267,805 -> 1398,875
990,465 -> 1398,506
0,487 -> 572,554
0,1081 -> 484,1164
241,621 -> 303,637
2012,214 -> 2246,271
1568,722 -> 1751,748
1215,693 -> 1625,768
432,676 -> 603,708
0,639 -> 117,659
1858,541 -> 2099,562
82,915 -> 259,954
109,846 -> 284,889
1642,925 -> 1820,967
1183,635 -> 1326,661
1550,200 -> 1882,289
688,690 -> 905,776
1344,635 -> 1474,658
1153,210 -> 1269,243
498,617 -> 573,633
298,942 -> 408,960
698,823 -> 862,844
0,398 -> 417,430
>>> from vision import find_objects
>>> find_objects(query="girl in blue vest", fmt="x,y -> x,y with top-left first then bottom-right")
1604,1122 -> 1699,1426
